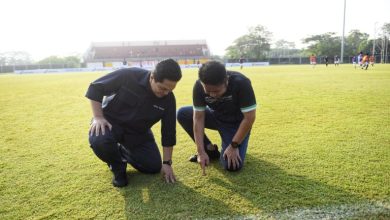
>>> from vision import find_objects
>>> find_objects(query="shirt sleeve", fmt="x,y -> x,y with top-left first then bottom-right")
85,69 -> 129,102
161,94 -> 176,147
192,81 -> 206,111
237,78 -> 257,113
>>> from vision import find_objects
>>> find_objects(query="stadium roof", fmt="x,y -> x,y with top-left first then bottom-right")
90,40 -> 207,47
84,39 -> 210,62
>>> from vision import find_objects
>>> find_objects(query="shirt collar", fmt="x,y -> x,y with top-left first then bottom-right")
139,71 -> 150,86
139,71 -> 154,95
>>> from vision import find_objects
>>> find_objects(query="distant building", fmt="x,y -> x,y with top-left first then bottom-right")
84,40 -> 210,68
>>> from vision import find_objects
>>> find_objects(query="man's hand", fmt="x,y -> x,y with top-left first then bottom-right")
89,116 -> 112,136
161,164 -> 176,183
223,145 -> 242,170
197,151 -> 210,176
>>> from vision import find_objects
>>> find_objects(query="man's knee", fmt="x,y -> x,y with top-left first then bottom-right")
147,162 -> 162,174
137,161 -> 162,174
127,146 -> 162,174
177,106 -> 192,124
90,134 -> 111,148
89,132 -> 118,156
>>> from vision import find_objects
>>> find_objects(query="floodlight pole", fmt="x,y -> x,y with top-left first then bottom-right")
341,0 -> 346,63
373,22 -> 378,57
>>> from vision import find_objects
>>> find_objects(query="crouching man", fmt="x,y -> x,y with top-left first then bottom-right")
86,59 -> 182,187
177,61 -> 256,174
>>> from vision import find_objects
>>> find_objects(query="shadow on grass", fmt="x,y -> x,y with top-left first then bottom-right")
209,154 -> 369,217
118,171 -> 232,219
117,155 -> 369,219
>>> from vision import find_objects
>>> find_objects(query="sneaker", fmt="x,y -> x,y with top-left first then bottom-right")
189,144 -> 220,163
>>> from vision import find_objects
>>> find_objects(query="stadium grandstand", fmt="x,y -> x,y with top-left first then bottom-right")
84,40 -> 210,68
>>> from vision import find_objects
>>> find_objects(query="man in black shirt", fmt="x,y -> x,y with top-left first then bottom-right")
86,59 -> 182,187
239,57 -> 244,69
177,61 -> 256,173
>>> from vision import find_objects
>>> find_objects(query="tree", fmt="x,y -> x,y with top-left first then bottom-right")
225,25 -> 272,60
37,55 -> 81,68
37,56 -> 64,65
0,51 -> 32,65
381,22 -> 390,63
64,56 -> 81,68
345,30 -> 369,55
302,32 -> 341,57
270,40 -> 297,57
225,35 -> 251,59
382,23 -> 390,36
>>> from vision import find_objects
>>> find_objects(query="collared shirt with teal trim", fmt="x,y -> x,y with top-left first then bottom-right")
193,71 -> 257,124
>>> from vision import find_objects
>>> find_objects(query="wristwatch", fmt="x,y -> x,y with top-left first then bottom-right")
231,141 -> 240,149
162,159 -> 172,166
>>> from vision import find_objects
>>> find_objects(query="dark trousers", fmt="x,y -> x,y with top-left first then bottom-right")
177,106 -> 250,171
89,127 -> 162,174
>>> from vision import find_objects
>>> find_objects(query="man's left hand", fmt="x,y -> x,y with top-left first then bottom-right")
223,145 -> 242,170
161,164 -> 176,183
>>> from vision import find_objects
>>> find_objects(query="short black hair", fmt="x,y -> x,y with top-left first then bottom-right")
198,61 -> 227,85
152,59 -> 182,82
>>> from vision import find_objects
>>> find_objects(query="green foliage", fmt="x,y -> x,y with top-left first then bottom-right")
345,30 -> 370,54
302,30 -> 375,57
225,25 -> 272,59
303,32 -> 341,56
0,51 -> 33,65
37,55 -> 81,68
270,40 -> 302,57
37,55 -> 64,64
0,65 -> 389,219
63,56 -> 81,67
382,22 -> 390,36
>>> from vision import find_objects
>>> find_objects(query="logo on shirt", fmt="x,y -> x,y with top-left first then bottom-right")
153,105 -> 165,111
205,95 -> 233,104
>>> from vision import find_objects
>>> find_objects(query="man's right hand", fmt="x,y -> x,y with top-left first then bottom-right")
197,151 -> 210,176
89,116 -> 112,136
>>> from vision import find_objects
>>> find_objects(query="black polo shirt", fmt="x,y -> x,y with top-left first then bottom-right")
193,71 -> 257,124
86,68 -> 176,147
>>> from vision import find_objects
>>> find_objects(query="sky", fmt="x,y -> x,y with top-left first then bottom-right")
1,0 -> 389,60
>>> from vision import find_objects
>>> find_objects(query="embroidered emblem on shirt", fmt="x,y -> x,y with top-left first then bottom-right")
153,105 -> 165,111
205,95 -> 233,104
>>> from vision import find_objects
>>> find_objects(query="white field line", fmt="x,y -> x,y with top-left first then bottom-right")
205,200 -> 390,220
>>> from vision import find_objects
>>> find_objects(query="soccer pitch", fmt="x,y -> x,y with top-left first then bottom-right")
0,64 -> 389,219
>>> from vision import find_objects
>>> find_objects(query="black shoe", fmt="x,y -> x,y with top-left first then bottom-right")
189,144 -> 220,163
108,163 -> 128,187
112,171 -> 128,187
206,144 -> 221,160
189,154 -> 198,163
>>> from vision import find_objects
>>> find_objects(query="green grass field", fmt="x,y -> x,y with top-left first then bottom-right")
1,64 -> 389,219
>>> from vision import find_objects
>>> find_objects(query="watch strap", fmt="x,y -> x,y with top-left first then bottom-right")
163,160 -> 172,165
231,141 -> 240,148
